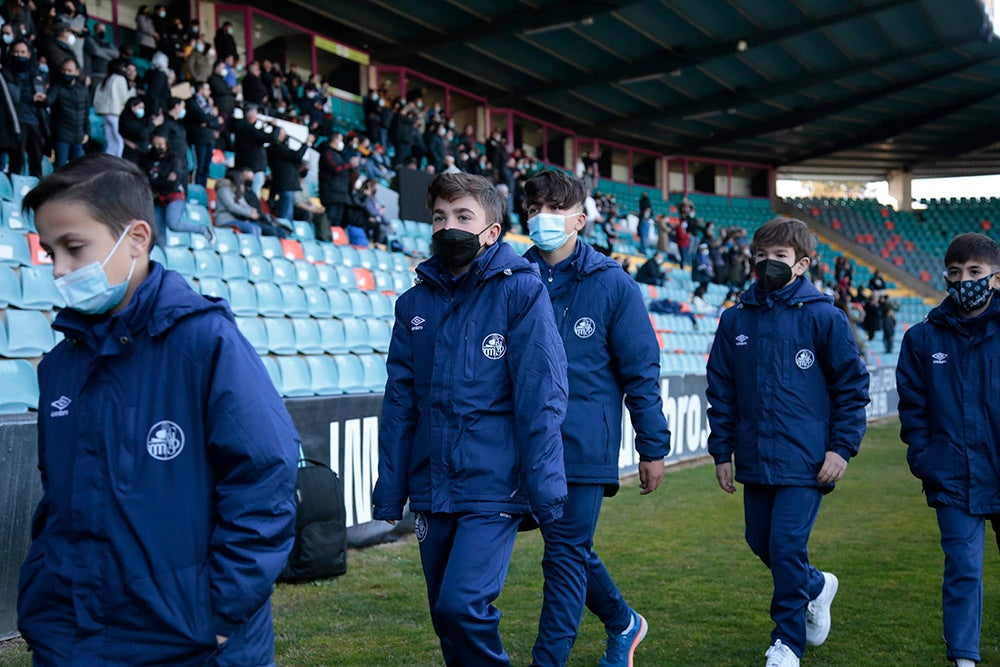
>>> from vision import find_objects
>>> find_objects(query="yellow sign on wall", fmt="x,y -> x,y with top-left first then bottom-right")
315,36 -> 370,65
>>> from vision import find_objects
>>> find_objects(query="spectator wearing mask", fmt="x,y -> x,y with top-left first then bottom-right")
357,178 -> 391,245
143,51 -> 172,115
5,0 -> 37,45
55,4 -> 87,66
135,5 -> 158,59
635,252 -> 670,287
692,243 -> 714,298
83,21 -> 118,88
292,167 -> 329,241
214,22 -> 238,62
317,132 -> 358,230
185,38 -> 212,84
266,128 -> 312,221
160,97 -> 189,185
214,167 -> 266,236
43,22 -> 79,75
1,39 -> 48,177
47,56 -> 89,166
143,130 -> 213,245
1,25 -> 16,62
151,5 -> 169,39
232,104 -> 271,197
207,59 -> 235,125
363,89 -> 382,145
185,81 -> 219,186
240,59 -> 267,106
119,96 -> 157,165
92,57 -> 134,157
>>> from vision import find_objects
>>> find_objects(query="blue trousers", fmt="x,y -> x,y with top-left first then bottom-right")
743,484 -> 827,658
935,505 -> 1000,662
53,141 -> 85,167
417,512 -> 521,667
531,484 -> 630,667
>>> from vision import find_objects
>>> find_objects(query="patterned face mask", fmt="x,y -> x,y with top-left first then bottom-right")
945,272 -> 997,313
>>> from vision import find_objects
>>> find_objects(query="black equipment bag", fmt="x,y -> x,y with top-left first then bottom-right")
278,458 -> 348,583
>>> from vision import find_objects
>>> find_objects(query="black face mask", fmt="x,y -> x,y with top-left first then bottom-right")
432,227 -> 489,270
755,259 -> 794,292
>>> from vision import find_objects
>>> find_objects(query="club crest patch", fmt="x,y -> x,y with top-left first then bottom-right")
146,421 -> 185,461
414,512 -> 428,542
574,317 -> 596,338
482,333 -> 506,360
795,349 -> 815,370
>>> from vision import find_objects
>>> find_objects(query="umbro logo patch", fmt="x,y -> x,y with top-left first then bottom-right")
50,396 -> 71,418
410,316 -> 425,331
932,352 -> 948,364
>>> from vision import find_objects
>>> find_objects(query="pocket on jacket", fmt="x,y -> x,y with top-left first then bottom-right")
457,419 -> 518,498
110,405 -> 141,493
463,320 -> 478,381
123,562 -> 216,649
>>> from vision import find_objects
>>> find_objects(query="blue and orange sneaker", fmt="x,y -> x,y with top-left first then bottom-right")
598,609 -> 648,667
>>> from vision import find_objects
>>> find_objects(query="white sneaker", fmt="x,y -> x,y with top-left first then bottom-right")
805,571 -> 839,647
765,639 -> 800,667
955,659 -> 977,667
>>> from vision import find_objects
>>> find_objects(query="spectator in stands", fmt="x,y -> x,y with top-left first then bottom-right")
521,170 -> 668,667
83,20 -> 117,89
159,97 -> 188,184
897,232 -> 1000,667
214,166 -> 266,236
868,269 -> 886,294
672,217 -> 690,269
373,172 -> 568,667
143,51 -> 172,116
363,88 -> 382,143
357,178 -> 391,245
1,39 -> 47,177
47,56 -> 89,166
214,21 -> 238,62
185,38 -> 212,84
43,21 -> 79,75
185,81 -> 219,186
92,57 -> 134,157
267,72 -> 291,115
266,127 -> 312,222
293,168 -> 329,241
707,217 -> 869,667
135,5 -> 157,59
54,6 -> 86,69
4,0 -> 37,45
691,242 -> 714,298
882,306 -> 896,354
208,59 -> 236,128
241,59 -> 267,106
1,24 -> 15,62
318,131 -> 357,230
18,154 -> 297,667
233,103 -> 271,197
143,129 -> 212,245
635,252 -> 670,287
862,295 -> 881,341
119,96 -> 157,165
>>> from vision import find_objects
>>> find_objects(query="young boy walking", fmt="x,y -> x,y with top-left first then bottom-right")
521,170 -> 671,667
897,232 -> 1000,667
17,154 -> 299,666
372,172 -> 568,666
706,217 -> 870,667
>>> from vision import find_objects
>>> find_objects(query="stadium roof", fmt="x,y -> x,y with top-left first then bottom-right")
285,0 -> 1000,180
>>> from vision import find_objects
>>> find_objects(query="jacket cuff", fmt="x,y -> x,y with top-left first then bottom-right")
712,453 -> 732,465
830,445 -> 854,462
534,499 -> 565,526
372,505 -> 403,521
638,455 -> 664,463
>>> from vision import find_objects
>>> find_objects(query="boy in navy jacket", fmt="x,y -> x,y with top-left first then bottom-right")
17,154 -> 298,667
521,171 -> 671,667
372,173 -> 568,666
897,232 -> 1000,667
706,218 -> 869,667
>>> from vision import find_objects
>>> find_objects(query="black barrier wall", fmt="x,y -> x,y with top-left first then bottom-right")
0,369 -> 899,640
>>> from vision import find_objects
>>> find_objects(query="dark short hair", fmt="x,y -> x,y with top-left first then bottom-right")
944,232 -> 1000,269
523,170 -> 587,210
22,154 -> 156,249
751,217 -> 815,260
426,173 -> 503,226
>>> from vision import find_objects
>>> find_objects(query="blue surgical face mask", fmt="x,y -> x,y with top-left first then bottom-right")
54,225 -> 137,315
135,107 -> 145,119
177,107 -> 186,119
528,212 -> 577,252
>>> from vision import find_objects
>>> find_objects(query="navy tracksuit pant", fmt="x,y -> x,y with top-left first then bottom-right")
416,512 -> 521,667
743,484 -> 827,659
531,484 -> 631,667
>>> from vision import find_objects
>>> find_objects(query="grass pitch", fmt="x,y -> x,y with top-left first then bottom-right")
3,420 -> 999,666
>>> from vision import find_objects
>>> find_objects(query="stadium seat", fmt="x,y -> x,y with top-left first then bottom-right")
0,173 -> 12,202
372,248 -> 393,272
358,353 -> 388,393
293,259 -> 319,286
318,318 -> 349,354
185,203 -> 212,228
193,249 -> 223,279
26,232 -> 49,265
347,291 -> 373,318
341,316 -> 371,353
164,247 -> 196,277
270,257 -> 296,285
300,240 -> 324,263
371,269 -> 394,293
237,234 -> 262,257
303,285 -> 332,318
390,270 -> 411,293
0,266 -> 19,307
0,359 -> 39,413
368,292 -> 394,320
1,201 -> 33,233
281,238 -> 304,260
245,255 -> 274,283
264,317 -> 296,355
212,227 -> 239,254
1,310 -> 55,357
293,220 -> 316,240
235,316 -> 267,355
389,252 -> 408,272
197,277 -> 229,301
18,265 -> 64,309
353,268 -> 375,291
10,174 -> 38,202
165,230 -> 190,247
225,279 -> 258,317
275,356 -> 313,397
330,226 -> 349,245
293,318 -> 323,354
187,184 -> 209,207
326,287 -> 352,316
334,354 -> 367,393
314,263 -> 338,289
321,242 -> 343,265
151,246 -> 166,265
280,284 -> 309,318
339,246 -> 360,268
334,266 -> 359,291
259,236 -> 283,259
306,355 -> 340,395
254,283 -> 285,317
367,318 -> 391,353
261,355 -> 281,389
355,248 -> 376,270
221,254 -> 249,281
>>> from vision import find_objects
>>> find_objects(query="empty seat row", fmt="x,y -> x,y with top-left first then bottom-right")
198,279 -> 396,320
0,309 -> 61,358
0,358 -> 39,413
261,353 -> 387,397
235,316 -> 391,356
0,265 -> 63,310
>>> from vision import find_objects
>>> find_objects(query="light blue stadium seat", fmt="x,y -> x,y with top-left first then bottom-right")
151,245 -> 166,265
261,355 -> 281,388
0,228 -> 31,267
0,359 -> 39,413
306,355 -> 340,395
212,228 -> 239,254
245,255 -> 274,283
293,260 -> 319,286
318,318 -> 349,354
293,318 -> 323,354
193,249 -> 223,279
372,270 -> 393,293
359,353 -> 388,393
10,174 -> 38,202
280,284 -> 309,318
1,310 -> 55,357
326,287 -> 352,316
293,220 -> 316,240
321,242 -> 342,265
188,231 -> 211,251
367,318 -> 391,353
334,266 -> 358,291
225,279 -> 258,316
339,246 -> 360,268
220,254 -> 248,282
197,277 -> 229,301
303,286 -> 332,318
341,316 -> 370,353
390,269 -> 412,293
355,248 -> 376,270
348,291 -> 373,318
235,316 -> 267,354
259,236 -> 283,259
389,252 -> 408,272
275,356 -> 313,397
368,292 -> 394,320
270,257 -> 296,285
314,263 -> 337,289
371,249 -> 392,272
19,265 -> 64,309
237,234 -> 262,257
185,203 -> 212,228
165,230 -> 190,247
334,354 -> 367,393
255,283 -> 285,317
0,266 -> 19,307
264,317 -> 296,355
301,240 -> 324,263
0,173 -> 12,202
187,184 -> 209,207
164,247 -> 196,277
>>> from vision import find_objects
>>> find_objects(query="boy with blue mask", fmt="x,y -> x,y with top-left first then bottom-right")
17,154 -> 298,667
373,172 -> 569,666
707,217 -> 870,667
897,232 -> 1000,667
522,170 -> 671,667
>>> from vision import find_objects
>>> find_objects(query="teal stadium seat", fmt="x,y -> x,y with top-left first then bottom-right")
259,236 -> 283,259
19,265 -> 64,309
1,310 -> 55,357
0,359 -> 39,413
367,318 -> 391,353
373,249 -> 393,271
185,203 -> 212,228
347,291 -> 372,318
321,243 -> 342,265
293,221 -> 316,240
301,240 -> 324,263
270,257 -> 296,285
368,292 -> 394,320
261,355 -> 281,388
254,283 -> 285,317
187,184 -> 209,207
164,247 -> 196,277
275,356 -> 313,397
0,173 -> 13,201
293,260 -> 318,286
193,249 -> 223,279
10,175 -> 38,202
334,266 -> 358,291
341,316 -> 370,353
326,287 -> 351,316
390,270 -> 411,293
318,319 -> 349,354
0,266 -> 19,307
245,256 -> 274,283
151,245 -> 166,265
280,284 -> 309,318
355,248 -> 376,270
197,277 -> 229,301
212,228 -> 239,254
237,234 -> 262,257
225,280 -> 258,317
2,200 -> 32,232
306,355 -> 340,395
264,317 -> 296,355
293,318 -> 323,354
339,246 -> 359,268
303,286 -> 332,318
235,316 -> 268,354
221,254 -> 248,281
314,263 -> 337,289
359,353 -> 388,392
334,354 -> 367,393
165,230 -> 190,247
372,270 -> 394,292
390,252 -> 408,272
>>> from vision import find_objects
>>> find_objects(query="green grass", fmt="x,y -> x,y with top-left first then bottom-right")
3,420 -> 1000,665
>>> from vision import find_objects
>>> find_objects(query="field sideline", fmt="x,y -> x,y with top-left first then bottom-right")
2,420 -> 999,666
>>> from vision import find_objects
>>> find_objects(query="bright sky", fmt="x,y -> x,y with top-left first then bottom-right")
777,174 -> 1000,206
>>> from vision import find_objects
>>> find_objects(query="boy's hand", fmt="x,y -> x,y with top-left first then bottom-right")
715,462 -> 736,494
817,451 -> 848,484
638,459 -> 664,495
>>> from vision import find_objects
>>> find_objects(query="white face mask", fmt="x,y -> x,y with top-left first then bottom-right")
65,34 -> 77,47
528,212 -> 577,252
333,141 -> 345,151
55,225 -> 137,315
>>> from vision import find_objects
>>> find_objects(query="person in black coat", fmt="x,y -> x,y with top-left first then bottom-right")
185,81 -> 220,186
213,22 -> 238,62
266,128 -> 312,221
160,97 -> 189,186
317,132 -> 358,230
1,39 -> 49,177
232,104 -> 272,197
47,57 -> 90,166
240,60 -> 267,106
862,294 -> 882,341
634,252 -> 669,287
143,129 -> 213,245
143,51 -> 172,115
119,96 -> 155,165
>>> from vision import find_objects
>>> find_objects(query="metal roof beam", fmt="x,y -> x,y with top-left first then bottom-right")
910,123 -> 1000,167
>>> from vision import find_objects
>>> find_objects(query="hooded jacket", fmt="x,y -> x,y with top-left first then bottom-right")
897,295 -> 1000,514
17,263 -> 298,666
706,276 -> 870,488
373,241 -> 568,524
524,241 -> 670,489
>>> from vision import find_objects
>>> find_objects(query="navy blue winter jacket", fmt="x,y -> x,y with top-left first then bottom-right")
897,295 -> 1000,514
372,242 -> 569,524
524,241 -> 671,490
17,262 -> 298,667
706,277 -> 870,487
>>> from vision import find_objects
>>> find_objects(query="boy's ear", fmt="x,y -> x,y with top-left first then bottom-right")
127,220 -> 154,257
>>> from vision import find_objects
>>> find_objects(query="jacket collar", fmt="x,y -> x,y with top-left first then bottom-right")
928,291 -> 1000,337
739,275 -> 831,309
523,239 -> 620,279
416,241 -> 536,290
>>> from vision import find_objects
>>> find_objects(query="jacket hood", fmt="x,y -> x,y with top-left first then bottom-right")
524,239 -> 620,279
739,275 -> 831,308
927,290 -> 1000,333
416,240 -> 538,289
